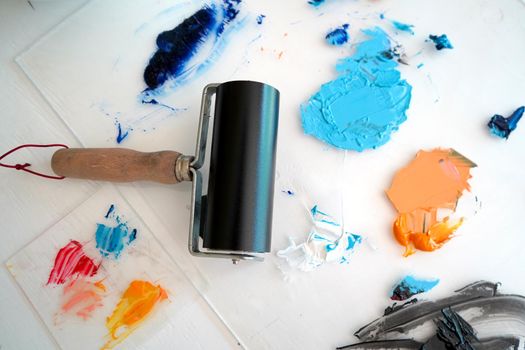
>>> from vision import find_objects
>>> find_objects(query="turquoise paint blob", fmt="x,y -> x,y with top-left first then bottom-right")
95,204 -> 138,259
301,27 -> 412,151
429,34 -> 453,50
392,20 -> 414,35
390,275 -> 439,301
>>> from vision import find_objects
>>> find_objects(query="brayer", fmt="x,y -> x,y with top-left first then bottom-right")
51,80 -> 280,263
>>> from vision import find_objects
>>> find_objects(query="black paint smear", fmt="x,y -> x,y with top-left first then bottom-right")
339,281 -> 525,350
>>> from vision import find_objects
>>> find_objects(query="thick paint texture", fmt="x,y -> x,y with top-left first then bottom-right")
61,279 -> 106,320
301,27 -> 412,151
143,0 -> 242,91
325,24 -> 349,46
429,34 -> 453,50
390,275 -> 439,301
488,106 -> 524,139
47,240 -> 99,285
278,205 -> 362,271
386,149 -> 476,256
95,205 -> 137,259
103,280 -> 168,349
340,281 -> 525,349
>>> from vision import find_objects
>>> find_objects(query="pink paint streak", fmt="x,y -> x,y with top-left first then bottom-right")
61,279 -> 106,319
47,240 -> 99,285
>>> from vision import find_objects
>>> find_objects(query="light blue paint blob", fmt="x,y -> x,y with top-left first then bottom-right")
392,20 -> 415,35
417,63 -> 424,69
95,205 -> 138,259
391,275 -> 439,301
301,27 -> 412,151
325,24 -> 349,46
429,34 -> 453,50
308,0 -> 326,7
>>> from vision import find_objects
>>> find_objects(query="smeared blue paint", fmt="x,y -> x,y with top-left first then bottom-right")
141,98 -> 180,113
116,123 -> 131,144
311,205 -> 340,226
392,20 -> 414,35
390,275 -> 440,301
488,106 -> 524,139
95,205 -> 138,259
143,0 -> 243,91
308,0 -> 325,7
256,14 -> 266,25
417,63 -> 424,69
281,190 -> 295,196
325,24 -> 349,46
429,34 -> 453,50
301,27 -> 412,151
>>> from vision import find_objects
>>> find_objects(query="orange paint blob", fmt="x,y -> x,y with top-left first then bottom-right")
102,280 -> 168,350
61,279 -> 106,320
387,149 -> 476,256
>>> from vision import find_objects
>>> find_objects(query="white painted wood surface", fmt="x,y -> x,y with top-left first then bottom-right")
2,0 -> 525,349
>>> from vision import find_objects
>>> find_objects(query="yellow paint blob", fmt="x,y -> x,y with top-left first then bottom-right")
387,149 -> 476,256
102,280 -> 168,350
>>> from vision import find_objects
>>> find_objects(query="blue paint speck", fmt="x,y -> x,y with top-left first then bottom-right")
392,20 -> 414,35
417,63 -> 424,69
308,0 -> 326,7
379,13 -> 385,20
281,190 -> 295,196
116,123 -> 130,144
429,34 -> 453,50
256,14 -> 266,25
325,24 -> 349,46
488,106 -> 524,139
96,205 -> 138,259
301,27 -> 412,151
391,275 -> 439,301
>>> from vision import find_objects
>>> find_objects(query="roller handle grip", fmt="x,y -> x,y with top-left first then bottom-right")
51,148 -> 182,184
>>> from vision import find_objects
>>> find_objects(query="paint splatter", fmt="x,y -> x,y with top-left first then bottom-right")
278,205 -> 362,271
256,14 -> 266,25
103,280 -> 168,349
95,205 -> 137,259
143,0 -> 243,91
386,149 -> 476,256
488,106 -> 524,139
429,34 -> 453,50
60,279 -> 106,320
116,123 -> 130,144
47,240 -> 100,285
325,24 -> 349,46
391,20 -> 415,35
338,281 -> 525,349
308,0 -> 326,7
390,275 -> 439,301
301,27 -> 412,151
281,190 -> 295,196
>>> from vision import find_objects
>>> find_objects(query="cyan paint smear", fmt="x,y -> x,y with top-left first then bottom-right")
278,205 -> 362,271
95,204 -> 137,259
325,24 -> 349,46
143,0 -> 243,93
429,34 -> 453,50
308,0 -> 326,7
301,27 -> 412,151
488,106 -> 524,139
392,20 -> 414,35
390,275 -> 439,301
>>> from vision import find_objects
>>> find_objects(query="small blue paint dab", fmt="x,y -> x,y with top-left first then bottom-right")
390,276 -> 439,301
379,13 -> 385,20
256,14 -> 266,25
281,190 -> 295,196
417,63 -> 424,69
116,123 -> 130,144
392,20 -> 415,35
325,24 -> 349,46
308,0 -> 325,7
429,34 -> 453,50
488,106 -> 524,139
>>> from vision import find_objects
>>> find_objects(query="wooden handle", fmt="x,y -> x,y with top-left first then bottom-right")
51,148 -> 182,184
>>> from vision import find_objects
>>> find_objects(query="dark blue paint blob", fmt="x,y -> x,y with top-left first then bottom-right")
308,0 -> 325,7
116,123 -> 130,144
488,106 -> 524,139
143,0 -> 241,90
429,34 -> 453,50
325,24 -> 349,46
256,14 -> 266,25
281,190 -> 295,196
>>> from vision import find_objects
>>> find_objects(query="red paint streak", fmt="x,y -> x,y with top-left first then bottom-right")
47,240 -> 99,285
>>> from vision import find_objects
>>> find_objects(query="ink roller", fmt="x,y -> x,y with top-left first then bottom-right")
51,80 -> 280,263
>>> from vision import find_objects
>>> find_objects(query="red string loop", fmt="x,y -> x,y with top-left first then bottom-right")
0,143 -> 69,180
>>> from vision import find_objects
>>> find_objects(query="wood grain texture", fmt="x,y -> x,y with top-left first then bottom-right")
51,148 -> 181,184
